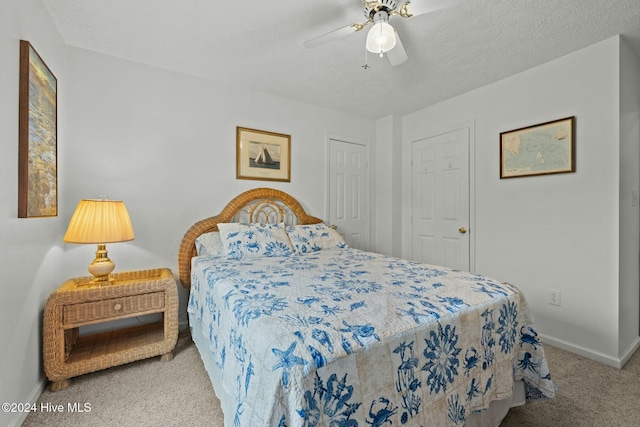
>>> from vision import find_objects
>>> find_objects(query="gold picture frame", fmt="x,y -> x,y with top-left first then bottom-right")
500,116 -> 575,179
18,40 -> 58,217
236,127 -> 291,182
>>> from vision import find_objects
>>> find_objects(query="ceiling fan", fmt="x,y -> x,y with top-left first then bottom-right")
304,0 -> 465,66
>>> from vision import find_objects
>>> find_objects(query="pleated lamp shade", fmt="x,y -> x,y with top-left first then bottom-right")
64,199 -> 135,244
64,199 -> 134,285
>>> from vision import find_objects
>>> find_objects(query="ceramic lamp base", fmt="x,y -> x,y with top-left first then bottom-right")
86,244 -> 116,285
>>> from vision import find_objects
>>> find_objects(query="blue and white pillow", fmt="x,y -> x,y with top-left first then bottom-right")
286,223 -> 347,254
217,223 -> 294,260
194,231 -> 225,257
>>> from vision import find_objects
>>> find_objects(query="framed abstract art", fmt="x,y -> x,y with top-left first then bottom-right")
18,40 -> 58,217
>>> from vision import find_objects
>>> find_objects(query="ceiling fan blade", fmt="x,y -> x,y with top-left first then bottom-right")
387,32 -> 408,66
398,0 -> 466,18
304,24 -> 359,48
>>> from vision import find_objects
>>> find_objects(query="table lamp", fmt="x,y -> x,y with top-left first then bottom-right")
63,197 -> 135,285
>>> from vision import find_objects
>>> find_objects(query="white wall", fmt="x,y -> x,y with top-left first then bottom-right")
1,1 -> 68,426
402,36 -> 640,366
618,37 -> 640,358
373,116 -> 393,255
374,114 -> 404,258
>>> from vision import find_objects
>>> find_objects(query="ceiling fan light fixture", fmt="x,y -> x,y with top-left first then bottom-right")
366,12 -> 396,55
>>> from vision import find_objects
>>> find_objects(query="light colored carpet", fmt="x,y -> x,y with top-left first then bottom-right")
23,331 -> 224,427
501,342 -> 640,427
23,332 -> 640,427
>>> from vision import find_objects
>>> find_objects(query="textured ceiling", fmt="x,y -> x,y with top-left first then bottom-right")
42,0 -> 640,119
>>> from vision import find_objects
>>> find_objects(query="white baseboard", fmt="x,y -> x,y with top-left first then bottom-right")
540,333 -> 640,369
620,337 -> 640,367
7,376 -> 47,427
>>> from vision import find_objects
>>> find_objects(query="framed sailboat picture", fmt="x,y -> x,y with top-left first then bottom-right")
236,126 -> 291,182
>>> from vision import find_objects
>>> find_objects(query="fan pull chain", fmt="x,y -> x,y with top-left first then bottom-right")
362,47 -> 371,70
379,19 -> 384,57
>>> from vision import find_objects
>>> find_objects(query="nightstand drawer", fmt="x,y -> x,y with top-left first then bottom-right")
63,292 -> 165,325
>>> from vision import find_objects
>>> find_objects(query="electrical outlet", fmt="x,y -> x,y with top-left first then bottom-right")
548,289 -> 561,306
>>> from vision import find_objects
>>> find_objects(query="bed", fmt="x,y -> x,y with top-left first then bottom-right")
178,188 -> 555,427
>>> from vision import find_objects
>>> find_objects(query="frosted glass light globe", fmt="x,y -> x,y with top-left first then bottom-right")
366,20 -> 396,54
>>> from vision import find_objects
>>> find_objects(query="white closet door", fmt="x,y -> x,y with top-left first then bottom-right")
411,127 -> 469,270
328,138 -> 369,250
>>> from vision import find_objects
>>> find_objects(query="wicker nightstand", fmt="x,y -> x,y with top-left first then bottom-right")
43,268 -> 179,391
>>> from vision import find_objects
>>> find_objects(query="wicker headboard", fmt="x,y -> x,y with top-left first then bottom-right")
177,187 -> 323,287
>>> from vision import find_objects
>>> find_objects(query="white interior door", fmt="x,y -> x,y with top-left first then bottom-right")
411,128 -> 470,270
328,138 -> 369,250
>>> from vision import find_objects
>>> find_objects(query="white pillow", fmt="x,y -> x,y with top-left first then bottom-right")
217,222 -> 294,259
194,231 -> 225,257
286,223 -> 347,254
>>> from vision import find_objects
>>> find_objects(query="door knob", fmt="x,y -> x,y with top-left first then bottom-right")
458,227 -> 467,234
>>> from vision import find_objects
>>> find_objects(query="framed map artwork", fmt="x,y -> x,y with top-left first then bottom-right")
18,40 -> 58,217
500,116 -> 575,179
236,126 -> 291,182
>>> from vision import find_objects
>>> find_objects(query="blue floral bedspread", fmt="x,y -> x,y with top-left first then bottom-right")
188,248 -> 555,427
